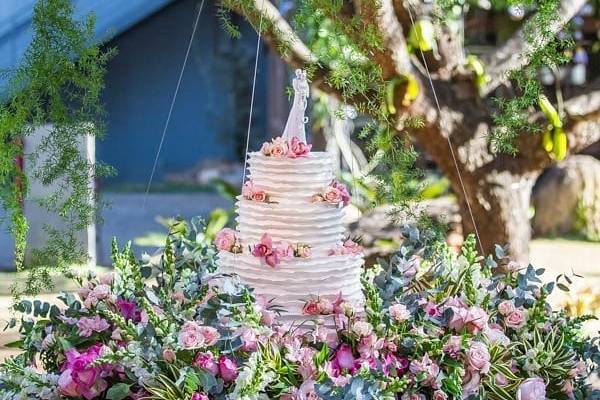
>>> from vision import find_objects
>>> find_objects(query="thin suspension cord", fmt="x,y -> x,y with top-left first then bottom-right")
405,2 -> 484,254
143,0 -> 205,209
241,4 -> 265,189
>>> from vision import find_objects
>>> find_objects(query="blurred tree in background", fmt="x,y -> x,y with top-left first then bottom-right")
221,0 -> 600,260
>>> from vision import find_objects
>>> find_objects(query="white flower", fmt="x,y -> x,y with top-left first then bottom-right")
351,321 -> 373,337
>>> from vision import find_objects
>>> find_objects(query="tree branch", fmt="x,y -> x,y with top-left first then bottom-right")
481,0 -> 586,97
222,0 -> 344,99
353,0 -> 413,78
563,79 -> 600,119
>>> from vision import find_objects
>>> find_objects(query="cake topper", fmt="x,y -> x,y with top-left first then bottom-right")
282,69 -> 309,144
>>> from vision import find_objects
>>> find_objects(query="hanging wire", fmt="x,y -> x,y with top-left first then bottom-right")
241,4 -> 265,188
405,1 -> 485,254
143,0 -> 206,209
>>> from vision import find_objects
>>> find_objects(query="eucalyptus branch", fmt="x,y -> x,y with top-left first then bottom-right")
481,0 -> 587,97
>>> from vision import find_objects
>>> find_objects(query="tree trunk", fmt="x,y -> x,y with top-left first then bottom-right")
409,90 -> 539,261
457,170 -> 537,262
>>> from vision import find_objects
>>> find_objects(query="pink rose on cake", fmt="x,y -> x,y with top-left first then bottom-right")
312,180 -> 350,207
214,228 -> 241,253
287,137 -> 312,158
261,137 -> 288,157
251,233 -> 292,268
260,136 -> 311,158
242,180 -> 272,203
329,239 -> 363,256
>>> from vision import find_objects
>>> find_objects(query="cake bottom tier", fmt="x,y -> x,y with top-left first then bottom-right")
217,252 -> 365,322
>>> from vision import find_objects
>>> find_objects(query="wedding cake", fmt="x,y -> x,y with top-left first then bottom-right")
215,70 -> 364,323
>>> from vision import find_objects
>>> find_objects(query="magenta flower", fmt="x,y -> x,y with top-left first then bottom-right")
218,355 -> 238,382
58,344 -> 109,400
191,393 -> 209,400
194,352 -> 219,375
116,299 -> 141,322
334,344 -> 356,370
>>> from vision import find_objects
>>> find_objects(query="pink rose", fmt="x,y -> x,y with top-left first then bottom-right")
251,190 -> 268,202
433,391 -> 448,400
303,299 -> 321,315
218,356 -> 238,382
270,137 -> 288,157
162,348 -> 176,363
194,352 -> 219,375
448,304 -> 488,334
389,304 -> 411,322
191,393 -> 209,400
505,309 -> 526,329
324,187 -> 343,204
334,344 -> 355,370
198,326 -> 220,346
238,327 -> 258,351
517,377 -> 546,400
287,137 -> 312,158
214,228 -> 237,252
498,300 -> 515,316
464,307 -> 488,334
466,341 -> 490,374
76,316 -> 110,337
178,321 -> 220,349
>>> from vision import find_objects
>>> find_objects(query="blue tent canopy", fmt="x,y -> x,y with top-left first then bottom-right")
0,0 -> 174,87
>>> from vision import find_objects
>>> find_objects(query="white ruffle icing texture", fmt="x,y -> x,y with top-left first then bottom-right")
216,151 -> 364,322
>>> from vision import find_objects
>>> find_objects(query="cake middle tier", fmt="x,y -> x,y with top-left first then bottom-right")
236,198 -> 346,251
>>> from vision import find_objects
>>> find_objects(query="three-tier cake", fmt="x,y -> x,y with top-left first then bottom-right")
215,70 -> 364,323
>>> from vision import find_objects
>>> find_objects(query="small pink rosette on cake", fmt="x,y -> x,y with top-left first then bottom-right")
312,180 -> 350,207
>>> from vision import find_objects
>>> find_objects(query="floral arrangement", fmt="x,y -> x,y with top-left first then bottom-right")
261,137 -> 311,158
242,181 -> 274,203
311,180 -> 350,207
250,233 -> 311,268
1,220 -> 599,400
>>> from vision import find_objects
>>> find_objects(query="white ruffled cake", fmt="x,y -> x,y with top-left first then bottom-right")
217,151 -> 364,322
216,70 -> 364,324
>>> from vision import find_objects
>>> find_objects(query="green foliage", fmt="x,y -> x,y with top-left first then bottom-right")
491,0 -> 573,154
0,0 -> 114,296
